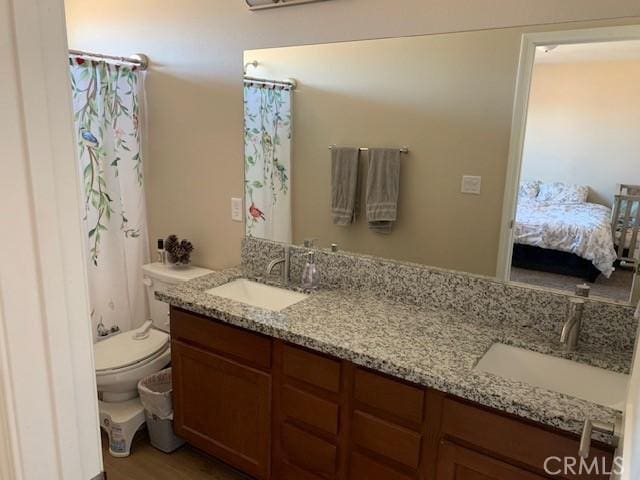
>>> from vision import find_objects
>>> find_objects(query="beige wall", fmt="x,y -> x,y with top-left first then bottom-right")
522,59 -> 640,207
246,30 -> 525,274
63,0 -> 640,273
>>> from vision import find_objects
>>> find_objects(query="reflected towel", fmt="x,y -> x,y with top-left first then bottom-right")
366,148 -> 401,234
331,147 -> 360,225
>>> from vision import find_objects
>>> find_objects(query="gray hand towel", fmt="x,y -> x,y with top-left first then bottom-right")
366,148 -> 401,234
331,147 -> 360,225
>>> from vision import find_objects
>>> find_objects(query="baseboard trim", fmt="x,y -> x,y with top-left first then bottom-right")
89,472 -> 106,480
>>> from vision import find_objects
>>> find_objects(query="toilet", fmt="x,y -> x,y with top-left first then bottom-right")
95,262 -> 212,457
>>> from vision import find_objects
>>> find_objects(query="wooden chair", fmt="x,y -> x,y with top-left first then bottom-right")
611,184 -> 640,267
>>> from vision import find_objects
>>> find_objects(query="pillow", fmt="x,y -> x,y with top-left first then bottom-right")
537,182 -> 589,203
518,180 -> 541,201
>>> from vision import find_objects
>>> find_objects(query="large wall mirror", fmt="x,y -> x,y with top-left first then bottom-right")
243,21 -> 640,305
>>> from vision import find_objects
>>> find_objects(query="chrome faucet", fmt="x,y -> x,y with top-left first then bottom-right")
265,245 -> 290,284
560,297 -> 585,351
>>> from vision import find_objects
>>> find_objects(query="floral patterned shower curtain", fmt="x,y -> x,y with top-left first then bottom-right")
244,83 -> 292,243
69,57 -> 149,338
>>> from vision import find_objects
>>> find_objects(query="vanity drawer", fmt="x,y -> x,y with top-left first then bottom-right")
280,461 -> 326,480
354,368 -> 424,426
282,384 -> 340,436
282,344 -> 341,393
349,452 -> 414,480
441,398 -> 614,479
281,422 -> 338,477
351,411 -> 422,469
170,307 -> 271,369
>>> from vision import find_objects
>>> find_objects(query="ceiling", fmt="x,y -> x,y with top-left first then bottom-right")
535,40 -> 640,64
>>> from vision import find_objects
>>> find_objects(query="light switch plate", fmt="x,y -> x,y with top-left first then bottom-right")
461,175 -> 482,195
231,197 -> 243,222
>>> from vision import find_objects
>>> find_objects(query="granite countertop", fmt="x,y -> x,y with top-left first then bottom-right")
157,267 -> 628,445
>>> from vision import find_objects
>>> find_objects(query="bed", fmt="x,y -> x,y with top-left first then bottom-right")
512,181 -> 618,282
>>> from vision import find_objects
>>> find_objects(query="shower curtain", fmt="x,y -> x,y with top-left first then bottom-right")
69,57 -> 149,338
244,83 -> 292,243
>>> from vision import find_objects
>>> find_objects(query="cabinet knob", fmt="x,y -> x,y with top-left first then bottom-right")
143,276 -> 153,287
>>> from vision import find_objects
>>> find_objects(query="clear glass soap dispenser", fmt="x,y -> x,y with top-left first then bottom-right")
301,251 -> 319,290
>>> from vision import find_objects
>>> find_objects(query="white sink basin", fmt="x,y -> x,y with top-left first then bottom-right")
205,279 -> 308,312
475,343 -> 628,410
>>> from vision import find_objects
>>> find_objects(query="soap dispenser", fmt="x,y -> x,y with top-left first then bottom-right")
157,238 -> 166,264
301,251 -> 319,290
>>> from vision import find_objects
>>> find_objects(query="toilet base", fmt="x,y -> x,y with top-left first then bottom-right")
99,398 -> 146,458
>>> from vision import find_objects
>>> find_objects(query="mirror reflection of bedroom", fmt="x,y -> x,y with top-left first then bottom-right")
510,40 -> 640,303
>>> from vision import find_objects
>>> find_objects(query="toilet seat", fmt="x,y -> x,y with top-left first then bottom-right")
96,343 -> 170,377
95,327 -> 170,374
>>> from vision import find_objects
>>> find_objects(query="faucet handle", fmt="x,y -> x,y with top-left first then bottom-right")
303,238 -> 319,248
575,283 -> 591,297
579,418 -> 618,458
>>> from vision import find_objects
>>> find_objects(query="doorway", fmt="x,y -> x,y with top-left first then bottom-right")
499,26 -> 640,304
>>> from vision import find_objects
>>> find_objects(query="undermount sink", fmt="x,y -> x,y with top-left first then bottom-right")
205,279 -> 308,312
475,343 -> 628,410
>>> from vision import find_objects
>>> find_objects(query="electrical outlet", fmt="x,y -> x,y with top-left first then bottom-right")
461,175 -> 482,195
231,197 -> 243,222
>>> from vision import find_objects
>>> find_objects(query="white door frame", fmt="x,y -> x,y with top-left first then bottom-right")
0,0 -> 103,478
496,24 -> 640,286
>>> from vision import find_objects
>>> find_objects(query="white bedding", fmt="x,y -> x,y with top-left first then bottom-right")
514,200 -> 618,277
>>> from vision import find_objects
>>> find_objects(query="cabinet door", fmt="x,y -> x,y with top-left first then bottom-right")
440,398 -> 613,480
437,441 -> 547,480
172,340 -> 271,479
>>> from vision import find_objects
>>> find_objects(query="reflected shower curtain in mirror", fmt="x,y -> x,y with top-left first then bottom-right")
69,58 -> 149,338
244,83 -> 292,243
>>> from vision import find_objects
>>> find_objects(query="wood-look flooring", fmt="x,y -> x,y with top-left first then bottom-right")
102,431 -> 249,480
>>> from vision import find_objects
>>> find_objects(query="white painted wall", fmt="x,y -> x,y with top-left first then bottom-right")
521,59 -> 640,207
0,0 -> 103,478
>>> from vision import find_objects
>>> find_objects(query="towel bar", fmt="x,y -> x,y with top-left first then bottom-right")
329,145 -> 409,153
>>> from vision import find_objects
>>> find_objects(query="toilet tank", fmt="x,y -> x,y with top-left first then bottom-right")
142,263 -> 212,333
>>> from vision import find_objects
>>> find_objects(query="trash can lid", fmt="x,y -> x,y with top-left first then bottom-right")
95,328 -> 169,372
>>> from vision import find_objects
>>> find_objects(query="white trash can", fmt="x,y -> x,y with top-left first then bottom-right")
137,367 -> 185,453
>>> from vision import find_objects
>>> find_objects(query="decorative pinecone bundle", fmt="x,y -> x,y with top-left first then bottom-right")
165,234 -> 194,265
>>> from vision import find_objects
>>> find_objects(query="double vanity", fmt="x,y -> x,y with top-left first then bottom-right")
206,276 -> 628,414
157,238 -> 636,480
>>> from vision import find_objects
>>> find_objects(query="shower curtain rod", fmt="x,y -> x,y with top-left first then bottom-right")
244,75 -> 297,90
68,49 -> 149,70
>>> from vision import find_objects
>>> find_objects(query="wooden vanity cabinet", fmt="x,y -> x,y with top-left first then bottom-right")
436,398 -> 614,480
348,367 -> 430,479
170,308 -> 614,480
437,441 -> 548,480
170,308 -> 272,480
272,342 -> 345,479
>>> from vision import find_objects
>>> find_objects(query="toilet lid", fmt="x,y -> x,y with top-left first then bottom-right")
94,328 -> 170,372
